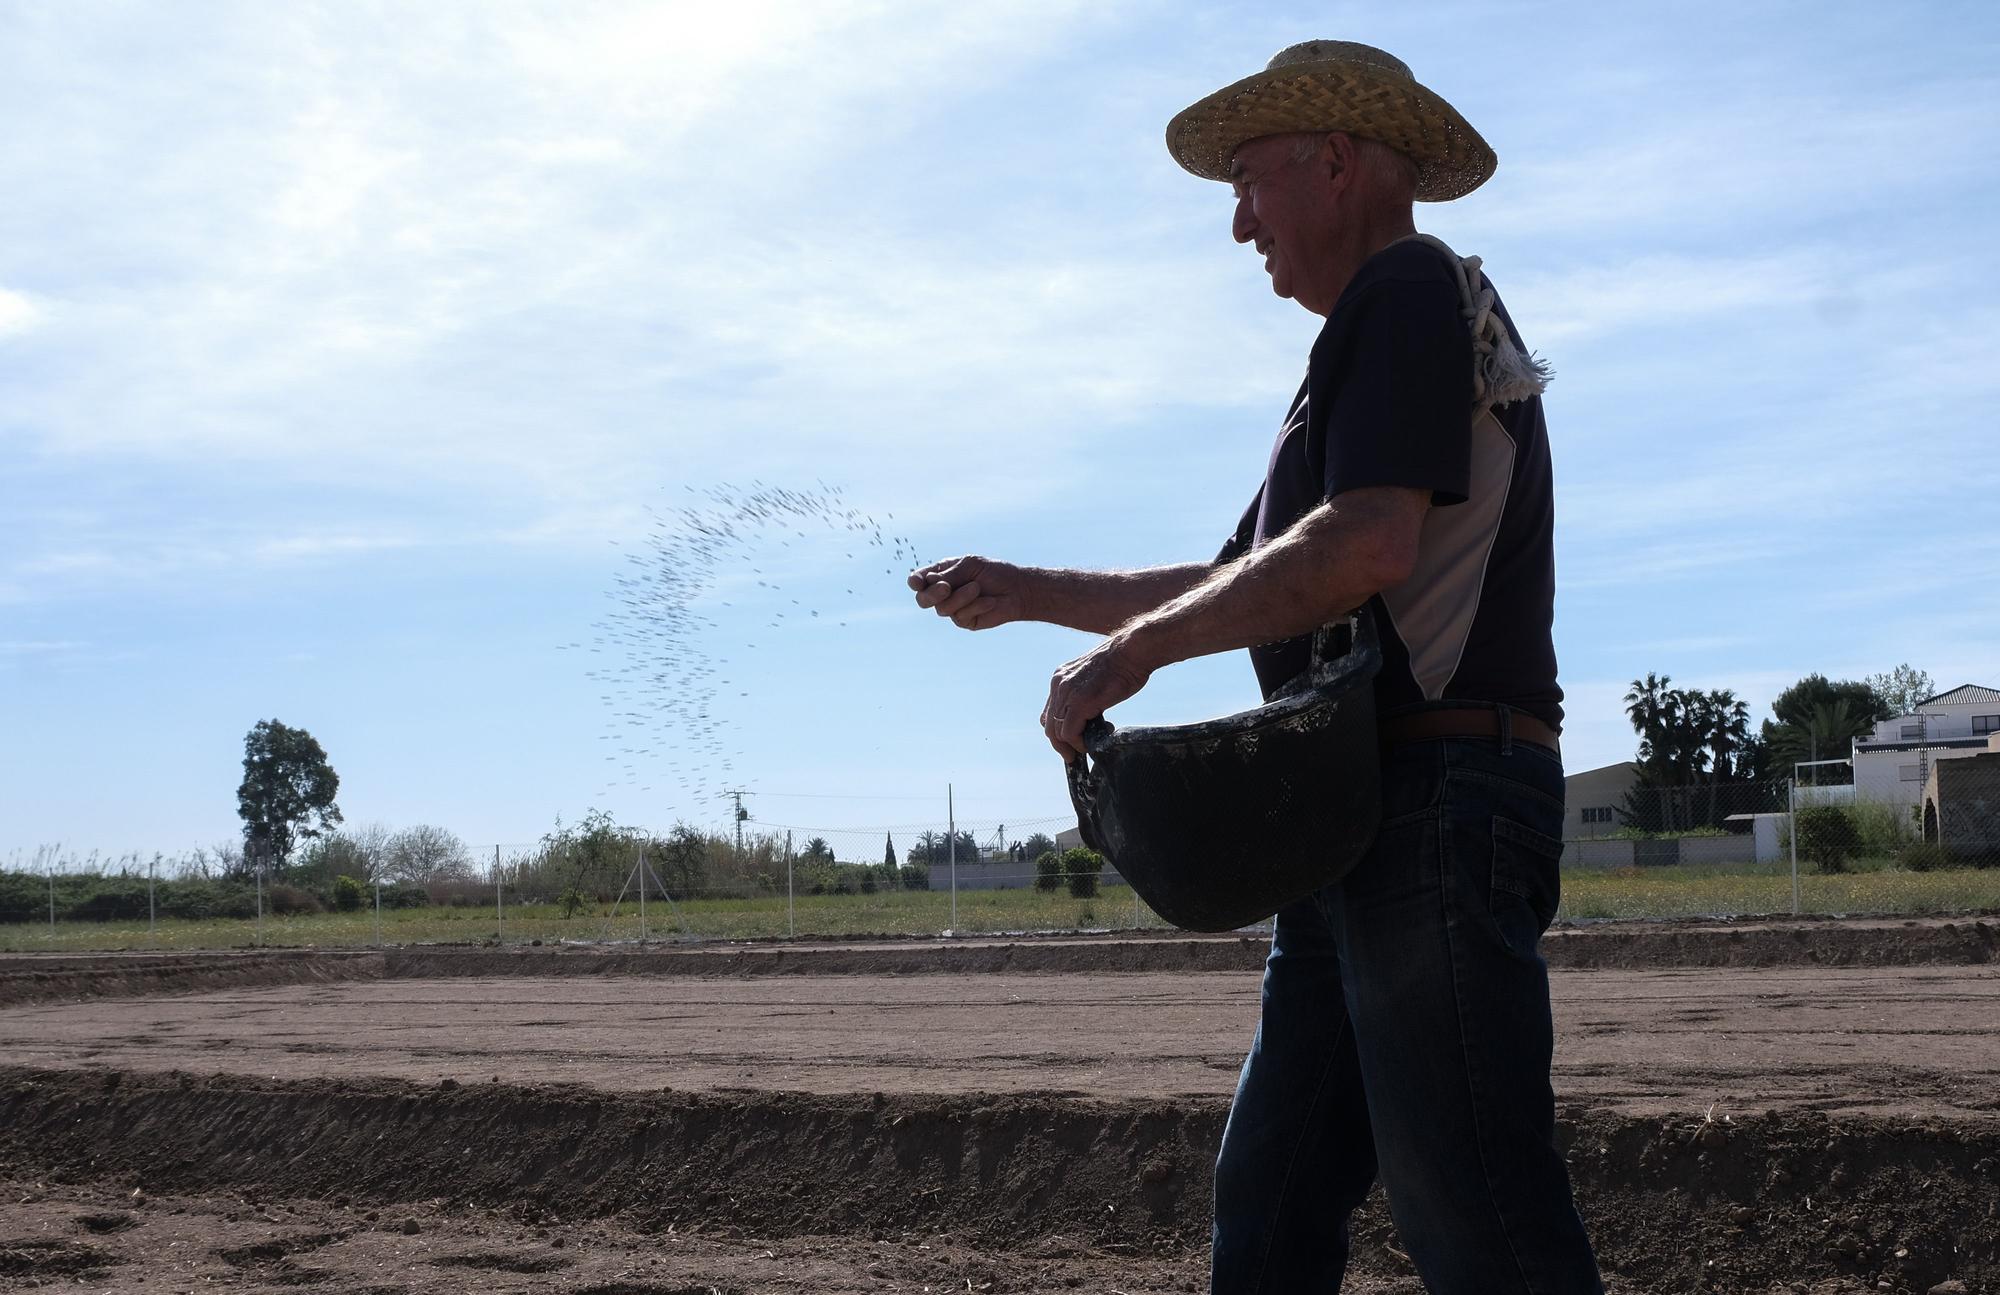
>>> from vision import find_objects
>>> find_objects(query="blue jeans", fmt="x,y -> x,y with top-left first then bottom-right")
1211,729 -> 1602,1293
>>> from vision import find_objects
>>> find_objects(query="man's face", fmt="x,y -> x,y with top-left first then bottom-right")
1229,134 -> 1335,311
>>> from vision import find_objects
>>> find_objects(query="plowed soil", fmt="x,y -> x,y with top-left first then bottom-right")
0,923 -> 1996,1293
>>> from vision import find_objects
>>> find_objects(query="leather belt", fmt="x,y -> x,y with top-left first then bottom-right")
1379,707 -> 1561,757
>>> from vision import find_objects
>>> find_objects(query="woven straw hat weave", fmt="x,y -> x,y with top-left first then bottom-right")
1166,41 -> 1495,202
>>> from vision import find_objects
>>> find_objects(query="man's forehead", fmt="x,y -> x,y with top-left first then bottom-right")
1228,134 -> 1302,175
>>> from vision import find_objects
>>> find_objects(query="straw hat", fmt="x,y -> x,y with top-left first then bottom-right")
1166,41 -> 1495,202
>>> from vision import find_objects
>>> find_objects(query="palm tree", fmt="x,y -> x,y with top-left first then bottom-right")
1624,673 -> 1673,771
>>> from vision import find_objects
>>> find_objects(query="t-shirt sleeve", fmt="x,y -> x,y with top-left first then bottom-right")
1308,277 -> 1472,506
1213,488 -> 1262,565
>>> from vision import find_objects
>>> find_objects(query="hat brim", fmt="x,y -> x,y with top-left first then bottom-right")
1166,61 -> 1496,202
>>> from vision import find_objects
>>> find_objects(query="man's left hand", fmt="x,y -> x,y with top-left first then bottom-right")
1042,632 -> 1154,762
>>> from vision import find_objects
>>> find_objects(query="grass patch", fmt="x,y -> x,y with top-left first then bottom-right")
1557,858 -> 2000,920
0,884 -> 1170,953
4,863 -> 1996,952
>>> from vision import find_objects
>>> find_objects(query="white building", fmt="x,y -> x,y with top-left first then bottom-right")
1851,684 -> 2000,809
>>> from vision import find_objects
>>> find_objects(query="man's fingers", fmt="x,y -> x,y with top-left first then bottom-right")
909,555 -> 976,594
933,580 -> 982,618
951,596 -> 999,629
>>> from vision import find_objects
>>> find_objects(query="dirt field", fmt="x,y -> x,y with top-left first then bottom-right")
1,923 -> 1996,1293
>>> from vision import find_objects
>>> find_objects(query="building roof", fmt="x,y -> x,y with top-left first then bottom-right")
1855,737 -> 1993,754
1918,684 -> 2000,707
1565,760 -> 1639,781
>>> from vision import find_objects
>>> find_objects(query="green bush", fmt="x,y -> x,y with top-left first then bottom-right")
331,875 -> 364,911
1063,847 -> 1103,900
1034,851 -> 1064,893
1897,843 -> 1952,873
70,885 -> 150,922
1796,806 -> 1860,874
266,884 -> 322,915
902,860 -> 930,892
159,880 -> 257,920
557,887 -> 587,918
379,880 -> 430,910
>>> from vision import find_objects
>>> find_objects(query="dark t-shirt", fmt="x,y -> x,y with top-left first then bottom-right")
1216,237 -> 1563,730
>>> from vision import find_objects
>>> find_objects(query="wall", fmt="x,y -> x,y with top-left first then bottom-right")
1934,754 -> 2000,855
1564,762 -> 1639,840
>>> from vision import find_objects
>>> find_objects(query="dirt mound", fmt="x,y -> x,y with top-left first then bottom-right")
1,916 -> 1992,1009
0,950 -> 382,1008
0,1065 -> 1994,1291
1543,916 -> 2000,971
384,935 -> 1268,981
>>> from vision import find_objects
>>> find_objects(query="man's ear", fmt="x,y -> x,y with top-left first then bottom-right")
1323,131 -> 1357,190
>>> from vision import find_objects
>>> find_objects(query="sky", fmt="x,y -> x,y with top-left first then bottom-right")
3,0 -> 1996,863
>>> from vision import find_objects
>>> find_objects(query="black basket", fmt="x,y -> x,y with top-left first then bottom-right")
1065,612 -> 1382,932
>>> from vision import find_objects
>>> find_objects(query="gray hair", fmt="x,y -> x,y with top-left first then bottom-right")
1286,131 -> 1419,203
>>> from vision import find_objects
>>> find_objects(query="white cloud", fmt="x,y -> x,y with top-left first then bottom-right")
0,286 -> 37,337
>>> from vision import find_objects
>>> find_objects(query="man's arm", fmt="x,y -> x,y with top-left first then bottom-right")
1040,486 -> 1428,757
909,557 -> 1213,634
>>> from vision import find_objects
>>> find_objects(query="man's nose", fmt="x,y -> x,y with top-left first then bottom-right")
1232,195 -> 1256,244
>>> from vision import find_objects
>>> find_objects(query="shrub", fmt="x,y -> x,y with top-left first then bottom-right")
331,875 -> 364,912
1063,847 -> 1103,899
1897,843 -> 1952,874
266,884 -> 322,915
160,880 -> 258,920
70,886 -> 150,922
557,887 -> 587,918
1034,851 -> 1064,893
1796,806 -> 1860,874
380,880 -> 430,910
901,860 -> 930,892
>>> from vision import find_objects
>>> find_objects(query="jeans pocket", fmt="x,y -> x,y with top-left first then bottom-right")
1490,815 -> 1564,957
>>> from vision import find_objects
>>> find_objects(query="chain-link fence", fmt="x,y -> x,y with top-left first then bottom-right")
1557,775 -> 2000,921
7,769 -> 1999,951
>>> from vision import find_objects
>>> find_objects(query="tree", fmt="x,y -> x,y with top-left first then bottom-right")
1770,674 -> 1891,731
331,875 -> 365,912
1864,664 -> 1934,718
1034,851 -> 1064,892
237,720 -> 342,867
1795,806 -> 1859,874
1062,847 -> 1103,899
1021,832 -> 1057,862
1622,678 -> 1760,829
905,830 -> 979,869
883,833 -> 896,868
650,824 -> 709,896
1767,693 -> 1874,777
1623,673 -> 1675,778
295,823 -> 391,886
382,825 -> 475,885
801,836 -> 835,865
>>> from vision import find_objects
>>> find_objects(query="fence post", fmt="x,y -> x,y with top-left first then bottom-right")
1787,776 -> 1800,916
495,844 -> 504,946
786,830 -> 794,940
47,865 -> 55,936
947,785 -> 957,935
148,857 -> 157,946
373,879 -> 382,948
639,842 -> 648,944
255,856 -> 264,947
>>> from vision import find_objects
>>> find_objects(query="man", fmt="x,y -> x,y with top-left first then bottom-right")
909,40 -> 1602,1294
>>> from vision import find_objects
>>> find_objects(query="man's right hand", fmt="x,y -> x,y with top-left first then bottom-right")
908,555 -> 1034,631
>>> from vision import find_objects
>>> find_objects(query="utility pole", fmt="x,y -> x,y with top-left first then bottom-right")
726,789 -> 749,856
